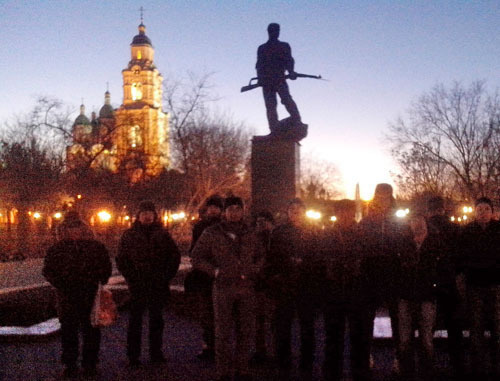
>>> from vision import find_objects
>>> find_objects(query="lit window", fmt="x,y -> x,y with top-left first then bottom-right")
131,83 -> 143,100
129,125 -> 142,148
137,50 -> 142,59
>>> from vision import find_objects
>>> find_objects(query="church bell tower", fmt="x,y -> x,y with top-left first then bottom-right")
114,19 -> 169,181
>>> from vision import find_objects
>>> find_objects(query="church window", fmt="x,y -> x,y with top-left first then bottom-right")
129,125 -> 142,148
137,50 -> 142,59
131,83 -> 143,100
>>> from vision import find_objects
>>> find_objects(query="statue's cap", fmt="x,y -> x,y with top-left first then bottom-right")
267,23 -> 280,33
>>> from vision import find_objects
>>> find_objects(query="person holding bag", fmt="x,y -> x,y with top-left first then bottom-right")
43,212 -> 112,379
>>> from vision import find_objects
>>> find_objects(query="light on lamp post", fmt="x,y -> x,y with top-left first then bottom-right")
97,210 -> 112,223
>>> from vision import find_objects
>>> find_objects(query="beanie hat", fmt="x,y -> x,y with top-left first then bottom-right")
427,196 -> 444,212
475,197 -> 493,209
374,183 -> 394,199
61,211 -> 84,228
205,195 -> 224,210
256,210 -> 275,224
138,200 -> 156,213
224,196 -> 244,210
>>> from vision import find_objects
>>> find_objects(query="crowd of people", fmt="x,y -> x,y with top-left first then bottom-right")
42,185 -> 500,380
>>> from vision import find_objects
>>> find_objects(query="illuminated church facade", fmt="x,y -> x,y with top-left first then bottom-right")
67,22 -> 169,181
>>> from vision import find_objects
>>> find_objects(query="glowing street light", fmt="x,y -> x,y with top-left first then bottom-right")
330,216 -> 337,222
53,212 -> 62,219
97,210 -> 112,223
172,211 -> 186,221
395,209 -> 410,218
306,209 -> 322,220
33,212 -> 42,219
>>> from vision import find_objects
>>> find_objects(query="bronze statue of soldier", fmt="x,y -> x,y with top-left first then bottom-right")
256,23 -> 302,134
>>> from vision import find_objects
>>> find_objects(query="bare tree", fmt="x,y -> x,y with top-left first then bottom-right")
300,154 -> 343,200
1,96 -> 73,159
387,81 -> 500,201
164,73 -> 251,213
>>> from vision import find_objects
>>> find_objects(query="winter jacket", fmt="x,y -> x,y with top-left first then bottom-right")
459,220 -> 500,287
191,221 -> 265,290
43,239 -> 112,297
116,221 -> 180,291
427,214 -> 462,274
184,217 -> 221,294
263,222 -> 324,300
354,213 -> 413,303
321,224 -> 358,302
401,233 -> 454,302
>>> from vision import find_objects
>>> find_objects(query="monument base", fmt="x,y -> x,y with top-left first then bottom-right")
251,136 -> 300,218
270,117 -> 308,141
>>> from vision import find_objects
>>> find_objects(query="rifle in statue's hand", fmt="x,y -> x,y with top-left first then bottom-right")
240,73 -> 323,93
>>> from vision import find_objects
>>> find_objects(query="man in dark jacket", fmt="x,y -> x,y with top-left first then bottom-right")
43,212 -> 112,378
264,198 -> 323,379
350,184 -> 411,381
427,196 -> 465,377
321,201 -> 358,381
459,197 -> 500,378
116,201 -> 180,366
186,195 -> 223,361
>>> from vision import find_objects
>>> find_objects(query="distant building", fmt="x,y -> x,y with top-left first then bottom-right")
67,21 -> 169,182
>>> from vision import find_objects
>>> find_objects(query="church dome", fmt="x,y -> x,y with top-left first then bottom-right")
74,104 -> 90,126
99,90 -> 114,118
131,23 -> 152,46
99,104 -> 114,118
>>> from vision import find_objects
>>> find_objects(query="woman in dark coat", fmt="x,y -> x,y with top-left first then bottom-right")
43,212 -> 112,378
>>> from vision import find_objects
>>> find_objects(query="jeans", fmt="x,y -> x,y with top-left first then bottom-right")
398,299 -> 436,377
468,284 -> 500,376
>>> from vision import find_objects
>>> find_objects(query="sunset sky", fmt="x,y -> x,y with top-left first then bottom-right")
1,0 -> 499,199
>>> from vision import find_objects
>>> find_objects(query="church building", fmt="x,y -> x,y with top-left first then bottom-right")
67,21 -> 169,182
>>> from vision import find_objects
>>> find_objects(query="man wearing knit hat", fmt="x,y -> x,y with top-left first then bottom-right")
192,196 -> 265,381
117,201 -> 180,367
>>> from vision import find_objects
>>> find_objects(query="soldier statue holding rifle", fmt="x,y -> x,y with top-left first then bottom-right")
242,23 -> 322,141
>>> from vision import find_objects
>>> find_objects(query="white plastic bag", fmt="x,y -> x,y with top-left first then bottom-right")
91,283 -> 117,327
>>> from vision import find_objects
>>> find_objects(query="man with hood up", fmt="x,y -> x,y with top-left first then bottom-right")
116,201 -> 180,366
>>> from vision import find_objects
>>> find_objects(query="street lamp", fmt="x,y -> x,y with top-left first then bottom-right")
97,210 -> 112,223
306,209 -> 322,220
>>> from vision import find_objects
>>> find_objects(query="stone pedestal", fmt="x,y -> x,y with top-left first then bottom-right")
251,136 -> 300,217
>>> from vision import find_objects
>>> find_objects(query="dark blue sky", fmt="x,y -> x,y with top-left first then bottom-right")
2,0 -> 499,198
